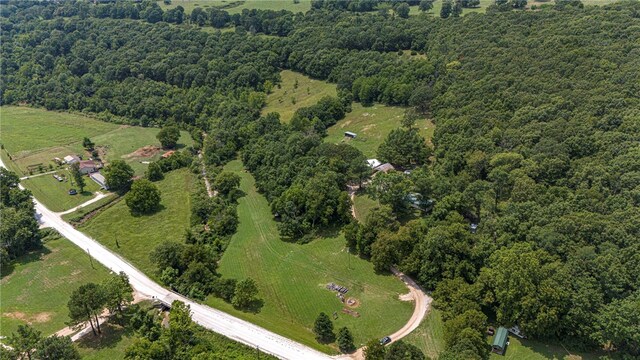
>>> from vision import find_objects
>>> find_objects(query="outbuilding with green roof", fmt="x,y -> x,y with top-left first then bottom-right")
492,326 -> 509,355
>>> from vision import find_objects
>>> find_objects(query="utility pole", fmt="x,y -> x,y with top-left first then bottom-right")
87,248 -> 95,269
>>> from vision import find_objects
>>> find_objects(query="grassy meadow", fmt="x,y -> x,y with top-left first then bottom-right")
158,0 -> 312,14
0,235 -> 110,337
325,103 -> 435,158
263,70 -> 338,123
80,169 -> 195,277
205,159 -> 413,353
76,322 -> 136,360
352,193 -> 381,223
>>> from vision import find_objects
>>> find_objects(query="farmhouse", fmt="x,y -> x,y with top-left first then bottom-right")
78,160 -> 98,174
344,131 -> 357,139
492,327 -> 509,355
64,155 -> 80,165
374,163 -> 395,173
90,172 -> 108,189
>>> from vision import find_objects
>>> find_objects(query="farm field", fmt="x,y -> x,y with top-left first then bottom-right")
20,170 -> 103,212
262,70 -> 337,123
0,234 -> 110,337
158,0 -> 312,14
325,102 -> 435,158
80,169 -> 195,277
1,106 -> 193,177
205,159 -> 413,353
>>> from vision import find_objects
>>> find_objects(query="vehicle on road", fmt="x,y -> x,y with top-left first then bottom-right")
380,336 -> 391,345
68,189 -> 77,195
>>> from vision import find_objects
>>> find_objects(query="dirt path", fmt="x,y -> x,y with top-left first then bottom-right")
198,133 -> 216,198
19,170 -> 57,180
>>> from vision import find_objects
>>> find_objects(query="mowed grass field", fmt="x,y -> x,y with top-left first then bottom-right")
159,0 -> 312,14
262,70 -> 337,123
352,193 -> 380,223
80,169 -> 195,277
0,235 -> 110,337
205,160 -> 413,353
77,322 -> 136,360
326,103 -> 435,158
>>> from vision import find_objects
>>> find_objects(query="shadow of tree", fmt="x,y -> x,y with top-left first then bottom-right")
1,246 -> 52,278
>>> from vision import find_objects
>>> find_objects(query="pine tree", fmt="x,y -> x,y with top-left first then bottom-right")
313,312 -> 335,343
337,327 -> 355,353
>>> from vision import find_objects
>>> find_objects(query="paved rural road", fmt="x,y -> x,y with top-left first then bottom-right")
3,157 -> 431,359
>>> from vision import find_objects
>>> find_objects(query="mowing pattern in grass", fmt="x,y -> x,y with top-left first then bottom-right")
80,169 -> 195,276
0,106 -> 117,154
0,236 -> 110,337
403,309 -> 445,359
325,103 -> 435,158
159,0 -> 312,15
21,171 -> 102,212
206,160 -> 413,353
262,70 -> 337,123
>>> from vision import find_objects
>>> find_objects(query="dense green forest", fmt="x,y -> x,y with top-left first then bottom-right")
2,1 -> 639,359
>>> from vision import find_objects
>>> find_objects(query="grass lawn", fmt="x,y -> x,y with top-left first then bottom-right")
404,308 -> 445,360
352,193 -> 380,223
80,169 -> 195,277
159,0 -> 312,14
325,103 -> 435,158
77,321 -> 136,360
262,70 -> 337,123
20,170 -> 102,212
205,159 -> 413,354
62,194 -> 119,223
0,235 -> 110,337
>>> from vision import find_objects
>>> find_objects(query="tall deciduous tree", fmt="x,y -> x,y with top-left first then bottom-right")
377,128 -> 431,168
103,160 -> 134,193
70,162 -> 86,192
102,272 -> 134,314
126,179 -> 161,214
156,125 -> 181,149
35,336 -> 81,360
232,278 -> 260,309
364,338 -> 386,360
67,283 -> 107,336
7,325 -> 42,360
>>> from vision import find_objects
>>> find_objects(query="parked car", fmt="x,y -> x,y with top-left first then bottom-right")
380,336 -> 391,345
68,189 -> 77,195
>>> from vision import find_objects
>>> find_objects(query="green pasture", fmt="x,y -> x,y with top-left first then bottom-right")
62,194 -> 120,224
80,169 -> 195,277
205,159 -> 413,354
263,70 -> 338,123
325,103 -> 435,158
0,235 -> 110,337
76,321 -> 136,360
159,0 -> 312,14
404,308 -> 445,359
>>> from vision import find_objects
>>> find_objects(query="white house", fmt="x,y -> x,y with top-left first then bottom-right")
366,159 -> 382,169
64,155 -> 80,165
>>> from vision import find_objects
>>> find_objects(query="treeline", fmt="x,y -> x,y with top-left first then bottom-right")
0,168 -> 42,269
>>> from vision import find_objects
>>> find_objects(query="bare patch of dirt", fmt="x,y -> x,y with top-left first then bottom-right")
361,124 -> 376,132
339,120 -> 352,128
123,145 -> 161,159
3,311 -> 52,324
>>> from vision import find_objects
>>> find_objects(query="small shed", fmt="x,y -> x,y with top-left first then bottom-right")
90,172 -> 108,190
492,327 -> 508,355
344,131 -> 357,139
64,155 -> 80,165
